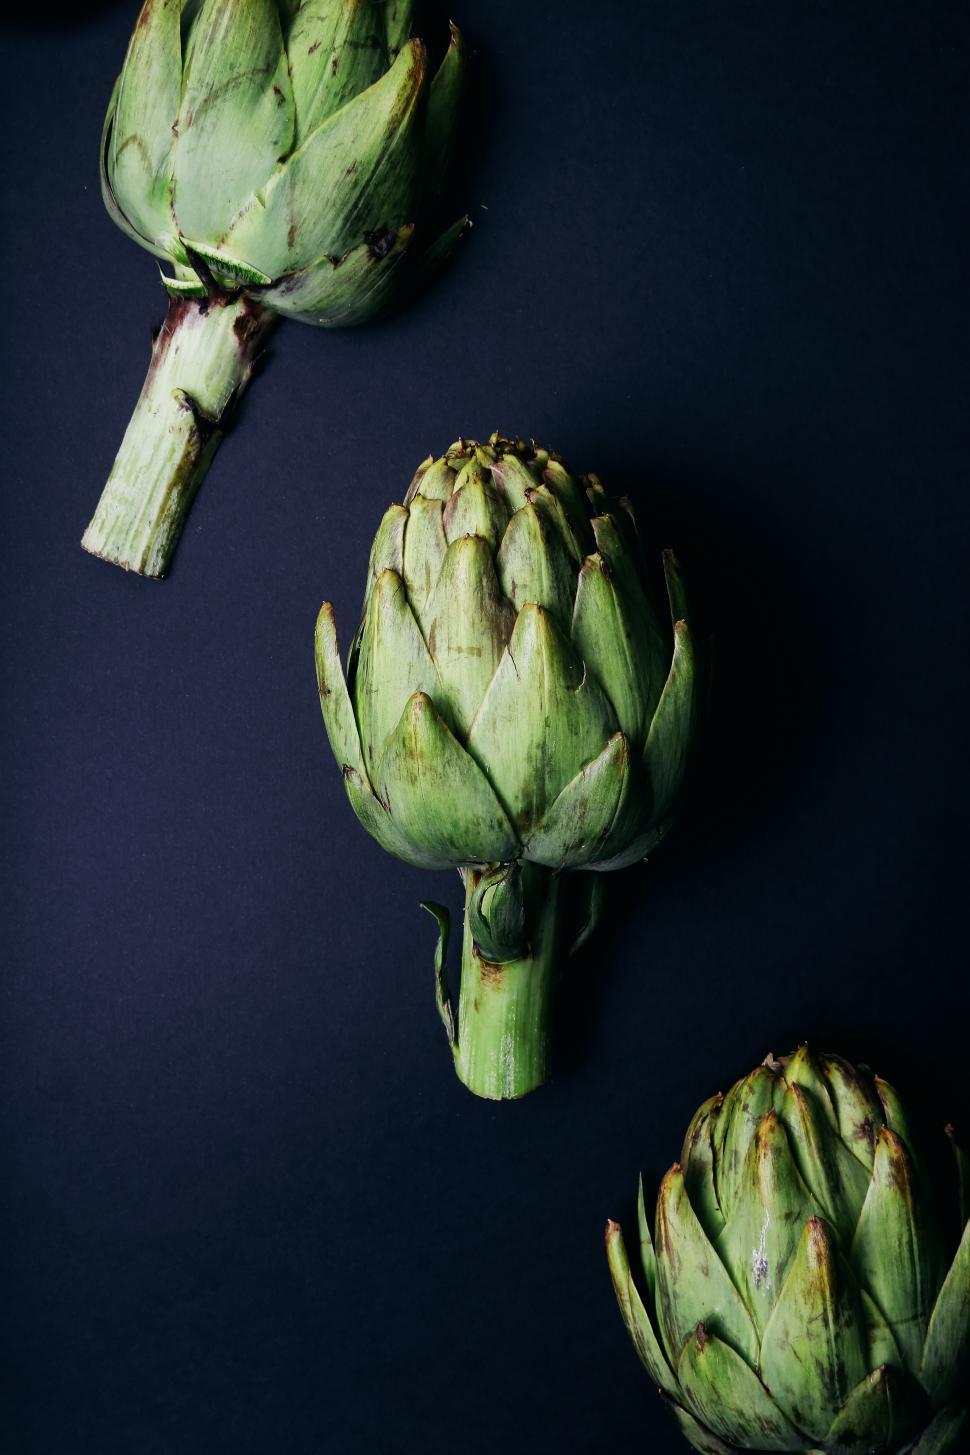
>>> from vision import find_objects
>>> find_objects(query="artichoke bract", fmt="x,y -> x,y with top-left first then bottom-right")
606,1047 -> 970,1455
315,435 -> 699,1099
84,0 -> 465,577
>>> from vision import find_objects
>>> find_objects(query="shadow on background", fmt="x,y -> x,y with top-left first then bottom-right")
2,0 -> 125,30
551,449 -> 969,1158
553,449 -> 831,1065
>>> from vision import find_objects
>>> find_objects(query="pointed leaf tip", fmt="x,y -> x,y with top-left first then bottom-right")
605,1214 -> 680,1399
421,899 -> 456,1049
375,688 -> 518,866
919,1216 -> 970,1406
662,548 -> 690,628
760,1213 -> 868,1440
677,1322 -> 804,1450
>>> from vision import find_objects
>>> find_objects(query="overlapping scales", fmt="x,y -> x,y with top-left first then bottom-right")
607,1047 -> 970,1455
101,0 -> 466,323
315,435 -> 698,872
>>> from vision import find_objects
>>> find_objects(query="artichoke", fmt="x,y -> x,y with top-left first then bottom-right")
314,435 -> 699,1099
606,1047 -> 970,1455
83,0 -> 465,577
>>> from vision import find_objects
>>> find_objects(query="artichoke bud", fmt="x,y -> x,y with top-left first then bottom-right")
607,1048 -> 970,1455
316,435 -> 701,1098
85,0 -> 469,577
318,434 -> 698,878
101,0 -> 468,322
467,864 -> 527,965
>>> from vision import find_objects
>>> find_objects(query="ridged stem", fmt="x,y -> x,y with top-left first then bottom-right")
82,292 -> 275,577
454,863 -> 561,1100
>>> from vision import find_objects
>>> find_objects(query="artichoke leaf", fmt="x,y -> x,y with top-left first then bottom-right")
677,1325 -> 805,1451
875,1077 -> 932,1192
497,500 -> 577,626
384,0 -> 413,58
874,1076 -> 916,1143
451,456 -> 491,495
314,602 -> 437,867
366,504 -> 408,585
524,732 -> 631,869
541,460 -> 596,557
423,21 -> 464,202
861,1287 -> 904,1370
610,494 -> 650,577
714,1065 -> 777,1219
668,1404 -> 741,1455
654,1164 -> 759,1370
716,1111 -> 819,1339
467,863 -> 527,963
178,238 -> 273,286
340,761 -> 445,868
572,549 -> 669,751
101,76 -> 171,259
581,797 -> 668,871
401,494 -> 448,635
782,1083 -> 870,1240
919,1217 -> 970,1408
584,472 -> 608,513
375,692 -> 518,868
850,1127 -> 936,1377
442,473 -> 508,551
681,1093 -> 726,1243
592,514 -> 667,661
490,452 -> 539,513
638,1174 -> 659,1295
420,900 -> 456,1047
159,258 -> 208,297
424,535 -> 516,737
288,0 -> 387,144
526,483 -> 586,566
663,548 -> 691,630
314,602 -> 366,780
225,39 -> 426,278
264,224 -> 416,326
784,1045 -> 840,1131
109,0 -> 182,247
642,620 -> 697,824
759,1217 -> 869,1441
352,569 -> 439,773
410,455 -> 456,504
605,1219 -> 680,1400
173,0 -> 295,245
466,604 -> 618,837
819,1053 -> 886,1172
824,1365 -> 929,1455
406,454 -> 436,498
565,871 -> 605,957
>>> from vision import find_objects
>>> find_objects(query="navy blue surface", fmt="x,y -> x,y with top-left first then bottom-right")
2,3 -> 969,1451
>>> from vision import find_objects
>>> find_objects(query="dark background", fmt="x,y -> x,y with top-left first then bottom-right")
2,3 -> 969,1451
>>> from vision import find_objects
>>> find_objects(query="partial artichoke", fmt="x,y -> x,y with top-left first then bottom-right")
314,435 -> 699,1098
606,1047 -> 970,1455
84,0 -> 465,577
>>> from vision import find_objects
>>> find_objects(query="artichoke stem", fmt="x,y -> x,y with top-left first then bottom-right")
82,292 -> 276,577
454,862 -> 561,1100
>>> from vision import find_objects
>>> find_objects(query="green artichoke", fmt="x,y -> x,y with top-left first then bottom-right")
606,1047 -> 970,1455
314,435 -> 699,1099
84,0 -> 465,577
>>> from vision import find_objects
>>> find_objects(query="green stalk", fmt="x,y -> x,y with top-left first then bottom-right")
454,862 -> 561,1100
81,292 -> 275,578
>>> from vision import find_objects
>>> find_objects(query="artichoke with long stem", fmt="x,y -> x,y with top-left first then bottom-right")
84,0 -> 465,578
314,435 -> 700,1099
606,1047 -> 970,1455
